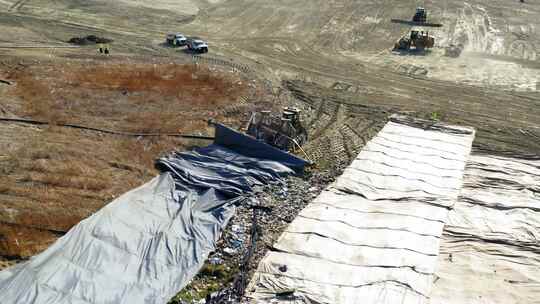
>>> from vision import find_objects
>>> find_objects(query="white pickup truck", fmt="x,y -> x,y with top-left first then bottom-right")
187,39 -> 208,53
165,33 -> 187,47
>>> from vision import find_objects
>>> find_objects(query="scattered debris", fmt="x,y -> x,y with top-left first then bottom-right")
183,169 -> 337,304
0,79 -> 11,85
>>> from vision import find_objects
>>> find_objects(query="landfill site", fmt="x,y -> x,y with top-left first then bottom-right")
0,0 -> 539,303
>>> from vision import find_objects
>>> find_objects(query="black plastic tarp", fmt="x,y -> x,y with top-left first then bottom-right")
213,122 -> 311,172
0,123 -> 307,304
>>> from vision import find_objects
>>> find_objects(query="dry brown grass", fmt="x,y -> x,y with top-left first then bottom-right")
0,58 -> 253,260
0,224 -> 58,258
74,64 -> 238,103
0,124 -> 195,259
7,61 -> 248,132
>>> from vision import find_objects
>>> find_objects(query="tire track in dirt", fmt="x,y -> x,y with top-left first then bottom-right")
233,27 -> 539,117
8,0 -> 28,12
287,58 -> 540,127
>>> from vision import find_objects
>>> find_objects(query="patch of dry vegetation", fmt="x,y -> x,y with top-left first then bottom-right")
0,125 -> 190,259
7,61 -> 249,133
0,58 -> 252,262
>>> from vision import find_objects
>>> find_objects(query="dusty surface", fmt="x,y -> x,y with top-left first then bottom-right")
0,0 -> 539,302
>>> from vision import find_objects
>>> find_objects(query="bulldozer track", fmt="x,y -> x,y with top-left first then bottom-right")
304,135 -> 332,165
338,127 -> 354,161
328,130 -> 347,166
310,101 -> 339,140
8,0 -> 28,12
305,99 -> 324,130
341,121 -> 363,152
192,55 -> 254,75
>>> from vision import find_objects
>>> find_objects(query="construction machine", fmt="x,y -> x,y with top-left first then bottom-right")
391,7 -> 443,27
246,107 -> 308,152
394,30 -> 435,51
413,7 -> 427,23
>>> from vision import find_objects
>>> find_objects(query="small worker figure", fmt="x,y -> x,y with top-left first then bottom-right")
104,45 -> 109,55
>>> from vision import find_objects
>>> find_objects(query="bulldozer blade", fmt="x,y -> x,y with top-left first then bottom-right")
391,19 -> 443,27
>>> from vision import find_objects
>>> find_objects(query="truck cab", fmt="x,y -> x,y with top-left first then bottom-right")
166,33 -> 187,47
187,39 -> 208,53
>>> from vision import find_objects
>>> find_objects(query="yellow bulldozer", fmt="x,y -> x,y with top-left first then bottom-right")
246,107 -> 308,152
394,30 -> 435,52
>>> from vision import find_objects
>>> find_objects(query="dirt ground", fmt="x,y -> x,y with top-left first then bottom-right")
0,0 -> 539,301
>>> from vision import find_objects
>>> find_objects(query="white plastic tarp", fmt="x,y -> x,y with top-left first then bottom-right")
247,116 -> 475,304
429,154 -> 540,304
